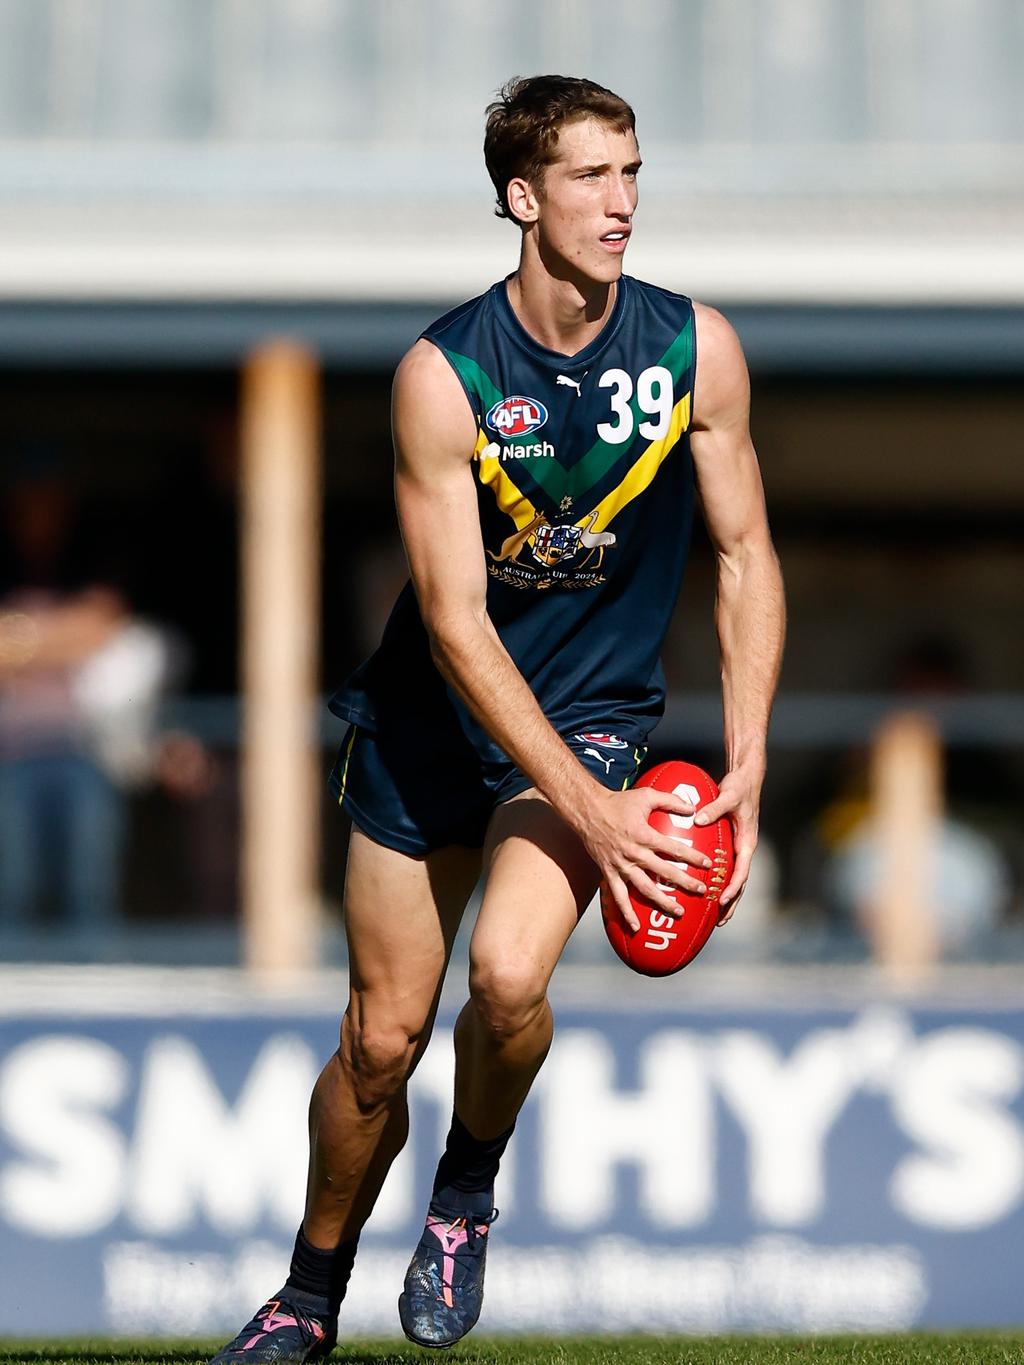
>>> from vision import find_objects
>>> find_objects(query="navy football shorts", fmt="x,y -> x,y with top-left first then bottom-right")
328,721 -> 648,857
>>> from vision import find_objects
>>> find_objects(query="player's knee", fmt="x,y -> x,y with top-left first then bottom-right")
469,959 -> 547,1039
345,1016 -> 418,1108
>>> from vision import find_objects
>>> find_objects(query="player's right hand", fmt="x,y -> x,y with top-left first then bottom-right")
573,783 -> 713,932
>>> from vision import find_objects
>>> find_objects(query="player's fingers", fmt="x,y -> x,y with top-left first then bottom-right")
720,842 -> 755,911
717,873 -> 748,923
639,850 -> 707,899
648,831 -> 711,870
607,872 -> 640,932
694,790 -> 738,826
639,787 -> 695,818
628,866 -> 685,919
717,885 -> 743,925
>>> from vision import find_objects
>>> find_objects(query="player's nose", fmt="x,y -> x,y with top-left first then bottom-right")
606,176 -> 635,218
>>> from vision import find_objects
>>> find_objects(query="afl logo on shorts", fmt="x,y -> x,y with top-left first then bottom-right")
486,395 -> 548,438
574,732 -> 629,750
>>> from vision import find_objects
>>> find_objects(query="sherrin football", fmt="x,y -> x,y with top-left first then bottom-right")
600,760 -> 735,977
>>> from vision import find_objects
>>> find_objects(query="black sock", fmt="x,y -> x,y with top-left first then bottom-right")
431,1111 -> 515,1214
285,1227 -> 359,1317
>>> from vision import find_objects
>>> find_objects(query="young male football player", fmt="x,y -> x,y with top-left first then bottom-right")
211,74 -> 784,1362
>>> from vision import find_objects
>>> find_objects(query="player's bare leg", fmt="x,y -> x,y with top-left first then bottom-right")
304,829 -> 480,1245
400,790 -> 596,1348
210,827 -> 480,1364
457,789 -> 596,1134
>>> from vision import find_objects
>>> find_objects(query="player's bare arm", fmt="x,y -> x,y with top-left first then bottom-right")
688,303 -> 786,919
393,338 -> 710,929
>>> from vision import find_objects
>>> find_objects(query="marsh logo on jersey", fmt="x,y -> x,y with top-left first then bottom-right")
486,395 -> 548,438
479,440 -> 555,463
574,732 -> 629,750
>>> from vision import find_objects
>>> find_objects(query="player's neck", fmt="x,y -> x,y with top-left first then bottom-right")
506,256 -> 617,358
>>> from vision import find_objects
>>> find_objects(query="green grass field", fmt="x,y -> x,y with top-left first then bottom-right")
2,1339 -> 1024,1365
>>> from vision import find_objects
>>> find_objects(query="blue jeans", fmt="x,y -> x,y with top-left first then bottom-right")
0,752 -> 124,927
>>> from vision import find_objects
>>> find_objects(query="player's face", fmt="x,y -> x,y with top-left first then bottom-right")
529,119 -> 640,285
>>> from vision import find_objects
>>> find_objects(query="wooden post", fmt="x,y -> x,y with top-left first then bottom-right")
239,341 -> 322,973
863,711 -> 942,983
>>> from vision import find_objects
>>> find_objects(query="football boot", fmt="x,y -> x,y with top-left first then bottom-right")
398,1202 -> 498,1347
207,1288 -> 336,1363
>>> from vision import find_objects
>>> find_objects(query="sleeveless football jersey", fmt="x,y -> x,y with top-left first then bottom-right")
330,274 -> 697,761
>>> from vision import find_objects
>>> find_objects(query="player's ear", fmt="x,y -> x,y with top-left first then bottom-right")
507,176 -> 540,226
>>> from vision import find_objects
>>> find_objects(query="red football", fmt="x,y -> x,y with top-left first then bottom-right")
600,760 -> 734,977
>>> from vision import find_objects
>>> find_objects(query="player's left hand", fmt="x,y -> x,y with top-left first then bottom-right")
693,760 -> 763,923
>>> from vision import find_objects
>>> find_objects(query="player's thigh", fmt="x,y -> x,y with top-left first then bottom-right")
468,790 -> 598,1013
344,826 -> 481,1041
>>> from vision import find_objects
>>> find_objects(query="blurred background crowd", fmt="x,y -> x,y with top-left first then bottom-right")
1,0 -> 1022,970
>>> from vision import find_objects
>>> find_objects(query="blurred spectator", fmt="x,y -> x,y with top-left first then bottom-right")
812,636 -> 1016,959
0,456 -> 176,930
827,814 -> 1011,956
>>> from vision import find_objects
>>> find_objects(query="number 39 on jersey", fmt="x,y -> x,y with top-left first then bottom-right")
596,364 -> 674,443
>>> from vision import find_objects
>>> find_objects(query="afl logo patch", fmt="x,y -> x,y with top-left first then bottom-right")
574,732 -> 629,750
486,395 -> 548,438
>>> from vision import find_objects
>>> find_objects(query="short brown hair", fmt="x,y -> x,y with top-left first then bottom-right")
484,75 -> 636,223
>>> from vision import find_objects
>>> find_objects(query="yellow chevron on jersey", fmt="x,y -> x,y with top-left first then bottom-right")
582,390 -> 691,535
474,427 -> 538,530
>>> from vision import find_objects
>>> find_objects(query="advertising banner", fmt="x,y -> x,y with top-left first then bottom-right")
2,1000 -> 1022,1335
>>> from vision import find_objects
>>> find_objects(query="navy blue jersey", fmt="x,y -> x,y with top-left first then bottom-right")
330,275 -> 697,762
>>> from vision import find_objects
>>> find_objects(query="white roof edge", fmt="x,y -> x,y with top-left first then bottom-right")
0,235 -> 1022,306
